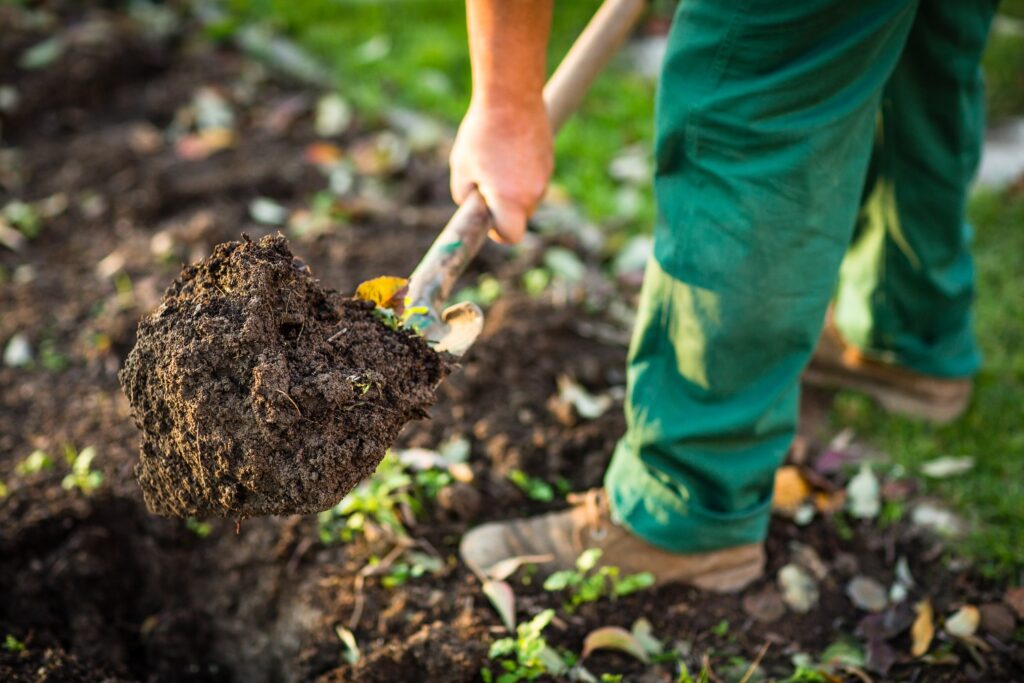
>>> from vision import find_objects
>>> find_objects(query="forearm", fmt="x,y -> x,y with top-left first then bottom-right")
466,0 -> 553,109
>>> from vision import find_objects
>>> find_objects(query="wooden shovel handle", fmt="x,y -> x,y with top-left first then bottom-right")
405,0 -> 647,325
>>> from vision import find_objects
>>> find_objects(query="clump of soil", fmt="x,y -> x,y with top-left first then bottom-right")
119,234 -> 449,519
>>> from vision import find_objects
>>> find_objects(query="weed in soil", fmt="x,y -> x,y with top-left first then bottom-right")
120,234 -> 449,519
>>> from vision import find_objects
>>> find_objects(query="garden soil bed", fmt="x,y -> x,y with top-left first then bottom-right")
1,3 -> 1021,682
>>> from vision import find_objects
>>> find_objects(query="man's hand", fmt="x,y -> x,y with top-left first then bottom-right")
452,0 -> 554,245
450,96 -> 552,244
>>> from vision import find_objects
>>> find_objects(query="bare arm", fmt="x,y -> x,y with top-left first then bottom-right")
450,0 -> 554,244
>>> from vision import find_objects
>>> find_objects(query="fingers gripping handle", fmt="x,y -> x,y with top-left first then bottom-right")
405,0 -> 646,328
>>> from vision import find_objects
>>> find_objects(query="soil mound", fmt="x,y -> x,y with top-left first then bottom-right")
120,234 -> 449,519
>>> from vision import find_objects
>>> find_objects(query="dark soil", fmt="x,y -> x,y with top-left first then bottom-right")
1,3 -> 1021,682
120,234 -> 448,518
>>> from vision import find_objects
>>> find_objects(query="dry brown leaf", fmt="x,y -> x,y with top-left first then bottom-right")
911,599 -> 935,657
1004,586 -> 1024,619
773,466 -> 811,512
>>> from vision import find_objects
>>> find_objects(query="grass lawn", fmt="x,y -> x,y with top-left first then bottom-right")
221,0 -> 1024,576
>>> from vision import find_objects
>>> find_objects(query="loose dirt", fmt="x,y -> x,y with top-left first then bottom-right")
120,234 -> 449,518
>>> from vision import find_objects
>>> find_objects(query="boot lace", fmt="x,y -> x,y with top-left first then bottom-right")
568,488 -> 610,545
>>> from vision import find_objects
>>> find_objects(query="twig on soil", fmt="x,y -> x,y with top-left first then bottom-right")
327,327 -> 349,343
702,653 -> 723,683
348,539 -> 414,630
275,389 -> 303,418
739,641 -> 770,683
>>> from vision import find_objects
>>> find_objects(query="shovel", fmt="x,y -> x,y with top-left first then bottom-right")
404,0 -> 647,356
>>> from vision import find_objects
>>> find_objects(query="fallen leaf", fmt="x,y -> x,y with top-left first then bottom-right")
484,555 -> 553,582
773,466 -> 811,513
813,489 -> 847,514
847,576 -> 888,613
581,626 -> 649,663
920,456 -> 975,479
631,618 -> 664,656
865,636 -> 897,676
18,36 -> 66,70
911,501 -> 967,538
790,542 -> 829,581
354,276 -> 408,311
543,246 -> 586,283
3,333 -> 32,367
248,198 -> 288,226
334,625 -> 360,665
742,584 -> 786,623
315,93 -> 353,137
945,605 -> 980,638
846,464 -> 880,519
305,142 -> 344,168
175,127 -> 233,160
386,108 -> 446,152
911,599 -> 934,657
1005,586 -> 1024,619
979,603 -> 1016,640
556,375 -> 612,420
481,579 -> 516,631
778,564 -> 819,613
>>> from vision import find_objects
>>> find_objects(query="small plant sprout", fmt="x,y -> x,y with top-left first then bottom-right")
61,445 -> 102,494
507,469 -> 554,502
380,550 -> 444,588
543,548 -> 654,611
15,449 -> 53,475
483,609 -> 568,683
186,517 -> 213,538
3,634 -> 25,652
318,453 -> 414,543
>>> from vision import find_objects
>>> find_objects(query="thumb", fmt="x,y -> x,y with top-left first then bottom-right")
478,188 -> 528,245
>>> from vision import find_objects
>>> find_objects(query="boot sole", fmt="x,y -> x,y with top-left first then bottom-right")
803,364 -> 969,424
689,558 -> 764,594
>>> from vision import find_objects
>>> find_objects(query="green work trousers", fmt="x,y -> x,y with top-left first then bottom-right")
605,0 -> 997,553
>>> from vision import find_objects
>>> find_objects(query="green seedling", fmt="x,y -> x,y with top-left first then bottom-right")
2,200 -> 41,238
186,517 -> 212,538
380,550 -> 444,588
710,619 -> 730,638
483,609 -> 567,683
15,449 -> 53,475
319,453 -> 415,543
37,337 -> 67,371
543,548 -> 654,611
507,469 -> 554,502
3,634 -> 25,652
61,445 -> 102,494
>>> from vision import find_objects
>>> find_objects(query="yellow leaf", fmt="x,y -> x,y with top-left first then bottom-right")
911,599 -> 935,657
772,466 -> 811,512
354,276 -> 408,310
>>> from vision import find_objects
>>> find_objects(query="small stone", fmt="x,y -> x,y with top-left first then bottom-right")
847,576 -> 888,613
3,333 -> 32,367
778,564 -> 819,613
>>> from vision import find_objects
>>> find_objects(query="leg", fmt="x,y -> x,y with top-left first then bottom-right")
833,1 -> 998,379
606,0 -> 919,553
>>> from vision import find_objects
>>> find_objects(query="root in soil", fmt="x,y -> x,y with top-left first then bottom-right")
119,234 -> 449,519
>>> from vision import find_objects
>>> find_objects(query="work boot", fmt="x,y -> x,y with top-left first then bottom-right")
803,319 -> 971,424
459,489 -> 764,593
